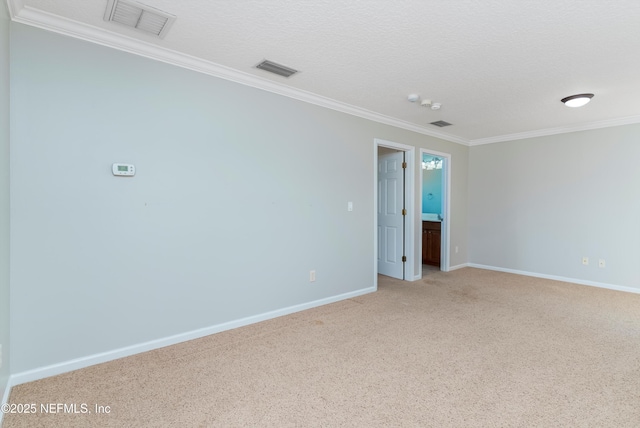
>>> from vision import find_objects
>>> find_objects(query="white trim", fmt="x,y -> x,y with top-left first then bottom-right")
8,3 -> 640,146
419,148 -> 452,275
9,286 -> 375,386
404,147 -> 416,281
469,115 -> 640,146
374,139 -> 416,283
1,378 -> 11,426
5,0 -> 24,17
468,263 -> 640,294
7,5 -> 468,146
373,141 -> 378,290
448,263 -> 469,271
443,156 -> 452,271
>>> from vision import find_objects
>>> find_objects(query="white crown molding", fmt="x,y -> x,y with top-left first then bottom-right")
12,3 -> 637,148
8,4 -> 470,146
469,115 -> 640,146
5,0 -> 24,17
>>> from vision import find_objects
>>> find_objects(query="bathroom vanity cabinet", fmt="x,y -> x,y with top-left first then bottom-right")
422,221 -> 441,266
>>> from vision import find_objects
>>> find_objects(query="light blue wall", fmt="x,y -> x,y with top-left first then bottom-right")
10,24 -> 469,374
422,169 -> 442,214
0,0 -> 11,400
469,125 -> 640,290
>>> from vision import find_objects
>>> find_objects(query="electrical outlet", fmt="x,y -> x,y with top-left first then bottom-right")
599,259 -> 606,268
455,246 -> 459,254
310,270 -> 316,282
582,257 -> 589,266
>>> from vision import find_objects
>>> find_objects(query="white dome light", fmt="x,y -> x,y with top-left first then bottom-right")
561,93 -> 594,108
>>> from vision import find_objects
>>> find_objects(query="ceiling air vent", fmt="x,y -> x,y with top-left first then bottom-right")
104,0 -> 176,38
430,120 -> 452,127
256,60 -> 298,78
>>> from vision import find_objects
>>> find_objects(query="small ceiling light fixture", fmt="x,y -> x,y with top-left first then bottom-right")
409,94 -> 444,111
561,93 -> 594,108
421,99 -> 442,110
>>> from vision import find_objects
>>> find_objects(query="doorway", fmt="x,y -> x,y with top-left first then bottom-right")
420,148 -> 451,276
374,139 -> 415,286
378,148 -> 405,279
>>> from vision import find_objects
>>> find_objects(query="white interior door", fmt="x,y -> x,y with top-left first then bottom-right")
378,151 -> 404,279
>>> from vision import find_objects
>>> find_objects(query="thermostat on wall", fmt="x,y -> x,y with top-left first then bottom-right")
112,163 -> 135,176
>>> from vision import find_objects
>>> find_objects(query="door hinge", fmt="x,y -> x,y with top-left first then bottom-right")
402,162 -> 407,169
402,208 -> 407,216
402,256 -> 407,262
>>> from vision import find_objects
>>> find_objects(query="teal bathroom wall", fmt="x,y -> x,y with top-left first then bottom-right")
422,156 -> 442,214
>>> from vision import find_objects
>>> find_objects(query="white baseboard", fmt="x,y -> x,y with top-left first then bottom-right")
413,263 -> 468,277
448,263 -> 469,271
1,378 -> 11,426
467,263 -> 640,294
9,286 -> 376,387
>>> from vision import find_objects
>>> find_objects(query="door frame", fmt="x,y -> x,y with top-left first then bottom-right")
374,138 -> 416,287
419,148 -> 451,274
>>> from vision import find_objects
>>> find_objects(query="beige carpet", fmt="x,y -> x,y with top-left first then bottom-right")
4,268 -> 640,427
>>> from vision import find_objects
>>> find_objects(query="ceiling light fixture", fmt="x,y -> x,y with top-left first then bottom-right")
421,99 -> 442,110
409,94 -> 444,111
561,93 -> 594,108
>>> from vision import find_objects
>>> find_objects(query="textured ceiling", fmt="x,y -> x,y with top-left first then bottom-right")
10,0 -> 640,144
